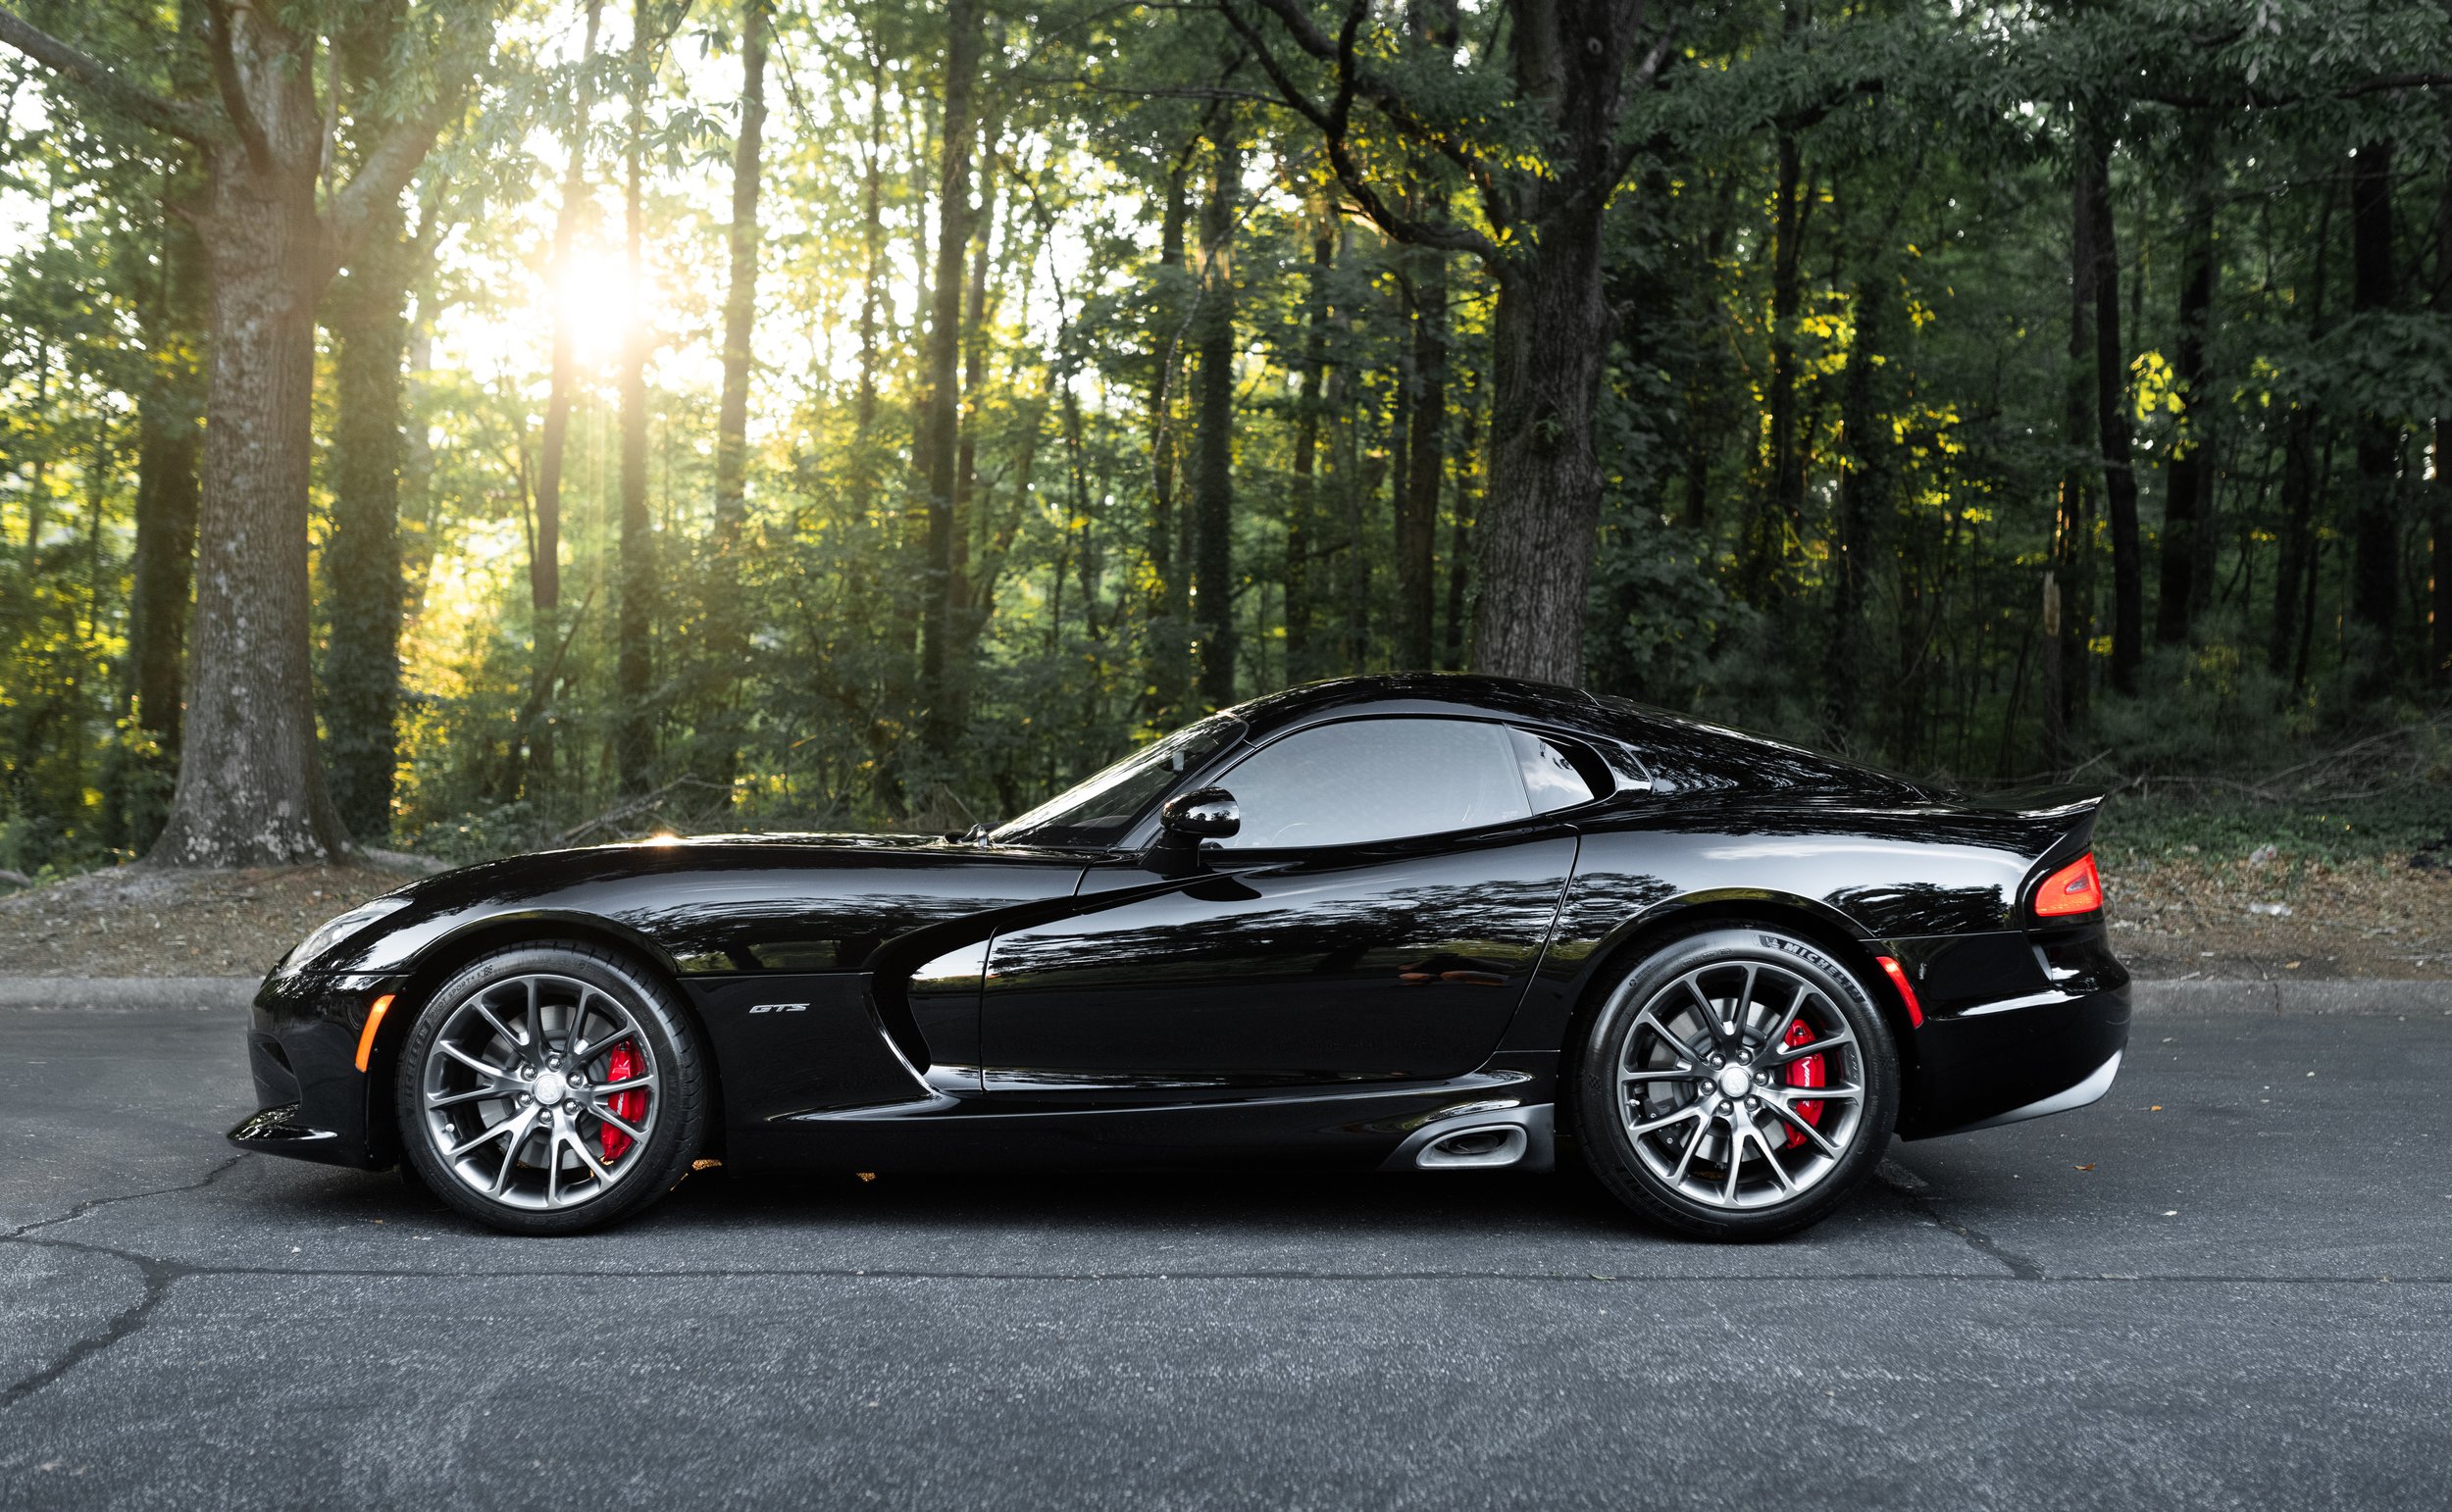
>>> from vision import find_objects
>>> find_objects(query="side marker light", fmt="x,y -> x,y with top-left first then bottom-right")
354,993 -> 396,1073
1874,956 -> 1924,1028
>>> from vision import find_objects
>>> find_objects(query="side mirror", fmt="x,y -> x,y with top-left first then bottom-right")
1147,787 -> 1237,877
1158,787 -> 1240,841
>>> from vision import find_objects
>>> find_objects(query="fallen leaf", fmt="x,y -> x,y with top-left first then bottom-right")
856,1171 -> 877,1183
2150,1105 -> 2163,1112
2074,1164 -> 2096,1171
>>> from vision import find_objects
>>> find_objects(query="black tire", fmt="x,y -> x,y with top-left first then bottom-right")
1571,924 -> 1899,1241
395,942 -> 712,1235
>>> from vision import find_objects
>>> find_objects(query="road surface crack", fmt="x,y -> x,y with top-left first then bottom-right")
0,1242 -> 184,1411
1878,1160 -> 2045,1281
2,1154 -> 246,1242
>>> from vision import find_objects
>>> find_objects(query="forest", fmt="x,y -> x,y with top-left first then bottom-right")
0,0 -> 2449,877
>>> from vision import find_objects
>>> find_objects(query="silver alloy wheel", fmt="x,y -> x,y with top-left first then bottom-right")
1613,959 -> 1867,1211
416,973 -> 659,1212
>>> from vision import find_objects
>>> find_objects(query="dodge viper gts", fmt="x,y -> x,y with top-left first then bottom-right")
230,674 -> 2129,1239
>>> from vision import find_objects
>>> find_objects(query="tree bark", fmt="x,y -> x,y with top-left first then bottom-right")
1475,206 -> 1610,681
524,0 -> 604,802
916,0 -> 981,756
1192,125 -> 1240,709
2154,142 -> 2216,646
2348,137 -> 2400,681
1397,235 -> 1447,670
703,0 -> 766,782
1444,397 -> 1475,671
2081,135 -> 2143,697
127,195 -> 203,765
614,0 -> 655,793
321,193 -> 412,841
1752,112 -> 1805,606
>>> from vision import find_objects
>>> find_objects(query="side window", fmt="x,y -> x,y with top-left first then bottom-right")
1512,728 -> 1602,814
1215,718 -> 1595,850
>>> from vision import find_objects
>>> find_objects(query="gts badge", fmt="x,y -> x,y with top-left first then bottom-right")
747,1002 -> 810,1016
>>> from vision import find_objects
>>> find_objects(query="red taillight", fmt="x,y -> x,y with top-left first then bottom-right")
2033,852 -> 2103,918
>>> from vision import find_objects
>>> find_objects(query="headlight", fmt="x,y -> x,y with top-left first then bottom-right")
281,897 -> 413,974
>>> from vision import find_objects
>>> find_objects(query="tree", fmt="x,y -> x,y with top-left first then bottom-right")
1229,0 -> 1675,681
917,0 -> 985,758
0,2 -> 486,865
703,0 -> 767,781
523,0 -> 609,804
1192,122 -> 1239,707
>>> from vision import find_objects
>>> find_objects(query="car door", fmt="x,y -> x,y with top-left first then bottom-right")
977,716 -> 1604,1095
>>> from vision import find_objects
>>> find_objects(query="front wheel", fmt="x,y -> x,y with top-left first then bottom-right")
1572,926 -> 1899,1241
395,943 -> 712,1235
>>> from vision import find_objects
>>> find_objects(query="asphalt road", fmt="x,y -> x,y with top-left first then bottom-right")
3,995 -> 2448,1510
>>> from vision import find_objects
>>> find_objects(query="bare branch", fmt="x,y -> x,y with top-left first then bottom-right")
1237,0 -> 1502,217
1221,0 -> 1499,263
0,6 -> 216,141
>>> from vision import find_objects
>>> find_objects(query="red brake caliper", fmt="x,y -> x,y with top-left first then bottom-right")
1782,1018 -> 1826,1149
601,1041 -> 645,1163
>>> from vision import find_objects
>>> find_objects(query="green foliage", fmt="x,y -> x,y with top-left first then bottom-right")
2,0 -> 2449,871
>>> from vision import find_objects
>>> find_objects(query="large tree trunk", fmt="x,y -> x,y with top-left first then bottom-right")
614,0 -> 655,793
2154,144 -> 2216,647
148,146 -> 352,866
2081,136 -> 2143,697
320,194 -> 412,842
703,0 -> 766,783
524,0 -> 606,804
916,0 -> 980,757
2348,137 -> 2400,682
1473,209 -> 1609,681
1192,126 -> 1239,709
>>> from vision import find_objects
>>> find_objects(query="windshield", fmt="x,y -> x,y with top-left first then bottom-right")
987,714 -> 1245,847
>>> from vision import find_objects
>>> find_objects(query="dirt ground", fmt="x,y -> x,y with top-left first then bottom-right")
2,847 -> 2448,982
2100,852 -> 2452,981
0,862 -> 427,979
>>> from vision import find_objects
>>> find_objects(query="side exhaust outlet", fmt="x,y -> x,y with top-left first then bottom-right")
1380,1103 -> 1556,1173
1418,1124 -> 1529,1168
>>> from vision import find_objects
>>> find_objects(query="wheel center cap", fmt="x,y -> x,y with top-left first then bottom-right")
532,1070 -> 569,1104
1716,1065 -> 1754,1099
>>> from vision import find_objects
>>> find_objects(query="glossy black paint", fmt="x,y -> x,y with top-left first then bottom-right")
235,673 -> 2129,1178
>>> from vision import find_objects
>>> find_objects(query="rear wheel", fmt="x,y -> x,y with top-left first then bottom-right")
395,943 -> 711,1235
1572,926 -> 1898,1241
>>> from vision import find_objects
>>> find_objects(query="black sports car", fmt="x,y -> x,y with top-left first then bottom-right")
230,674 -> 2128,1239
